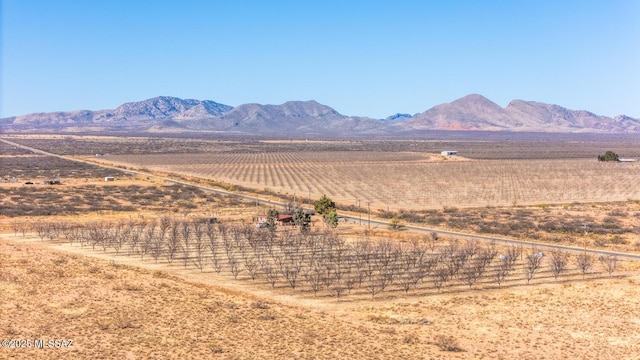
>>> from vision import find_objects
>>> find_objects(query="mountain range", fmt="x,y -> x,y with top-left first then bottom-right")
2,94 -> 639,135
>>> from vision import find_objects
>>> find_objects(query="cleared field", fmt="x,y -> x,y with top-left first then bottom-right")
104,152 -> 640,210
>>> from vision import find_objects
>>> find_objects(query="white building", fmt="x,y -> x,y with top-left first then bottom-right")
441,151 -> 458,156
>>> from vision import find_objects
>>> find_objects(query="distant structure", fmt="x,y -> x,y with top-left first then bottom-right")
104,176 -> 115,181
277,214 -> 295,225
619,158 -> 636,162
441,150 -> 458,156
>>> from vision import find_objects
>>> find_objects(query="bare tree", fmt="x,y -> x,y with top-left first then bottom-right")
154,217 -> 171,258
166,220 -> 181,264
459,259 -> 486,289
231,225 -> 244,248
479,241 -> 498,267
18,222 -> 29,237
448,255 -> 467,281
407,238 -> 432,287
141,220 -> 156,261
111,220 -> 127,254
599,254 -> 618,277
150,220 -> 166,263
412,254 -> 437,291
281,262 -> 300,290
331,281 -> 347,301
432,265 -> 450,293
181,220 -> 192,269
327,235 -> 348,293
33,222 -> 48,241
38,222 -> 60,242
548,249 -> 569,281
460,239 -> 481,260
158,216 -> 171,240
128,220 -> 144,257
360,242 -> 390,299
45,222 -> 62,242
304,258 -> 324,296
262,263 -> 279,288
227,250 -> 241,279
367,240 -> 400,297
205,221 -> 222,272
364,262 -> 383,298
398,252 -> 418,294
223,226 -> 235,259
442,239 -> 460,259
443,240 -> 466,279
576,253 -> 593,279
238,235 -> 259,282
494,262 -> 509,288
192,220 -> 206,272
11,220 -> 20,236
352,240 -> 371,288
100,222 -> 114,252
243,254 -> 259,282
282,254 -> 303,291
87,221 -> 107,251
55,222 -> 67,242
242,223 -> 257,249
524,251 -> 544,284
504,245 -> 521,271
78,226 -> 90,248
342,264 -> 358,295
329,248 -> 350,300
218,223 -> 229,248
61,222 -> 82,245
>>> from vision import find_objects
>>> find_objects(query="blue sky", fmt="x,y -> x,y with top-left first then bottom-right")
1,0 -> 639,119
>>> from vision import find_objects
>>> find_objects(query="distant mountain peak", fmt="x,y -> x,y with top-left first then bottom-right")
384,113 -> 413,122
449,94 -> 503,109
113,96 -> 232,121
2,94 -> 638,135
456,93 -> 494,102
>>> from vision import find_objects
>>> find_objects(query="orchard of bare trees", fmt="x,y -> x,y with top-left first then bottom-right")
25,219 -> 620,299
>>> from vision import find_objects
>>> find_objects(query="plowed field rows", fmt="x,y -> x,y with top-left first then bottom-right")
107,152 -> 640,210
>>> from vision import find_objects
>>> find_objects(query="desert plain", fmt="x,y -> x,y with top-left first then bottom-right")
1,133 -> 640,359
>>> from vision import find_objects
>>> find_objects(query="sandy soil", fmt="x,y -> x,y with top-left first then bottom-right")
1,234 -> 639,360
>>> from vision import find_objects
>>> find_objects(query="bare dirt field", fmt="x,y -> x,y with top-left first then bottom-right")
2,134 -> 640,359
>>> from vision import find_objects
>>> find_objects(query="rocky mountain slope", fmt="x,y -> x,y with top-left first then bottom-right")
402,94 -> 640,133
2,95 -> 638,135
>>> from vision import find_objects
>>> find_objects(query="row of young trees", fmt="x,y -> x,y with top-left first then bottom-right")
20,218 -> 620,299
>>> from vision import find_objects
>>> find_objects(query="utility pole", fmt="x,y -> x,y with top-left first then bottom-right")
367,200 -> 371,229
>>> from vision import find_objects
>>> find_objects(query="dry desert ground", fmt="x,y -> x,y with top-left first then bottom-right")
1,134 -> 640,359
1,234 -> 640,360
